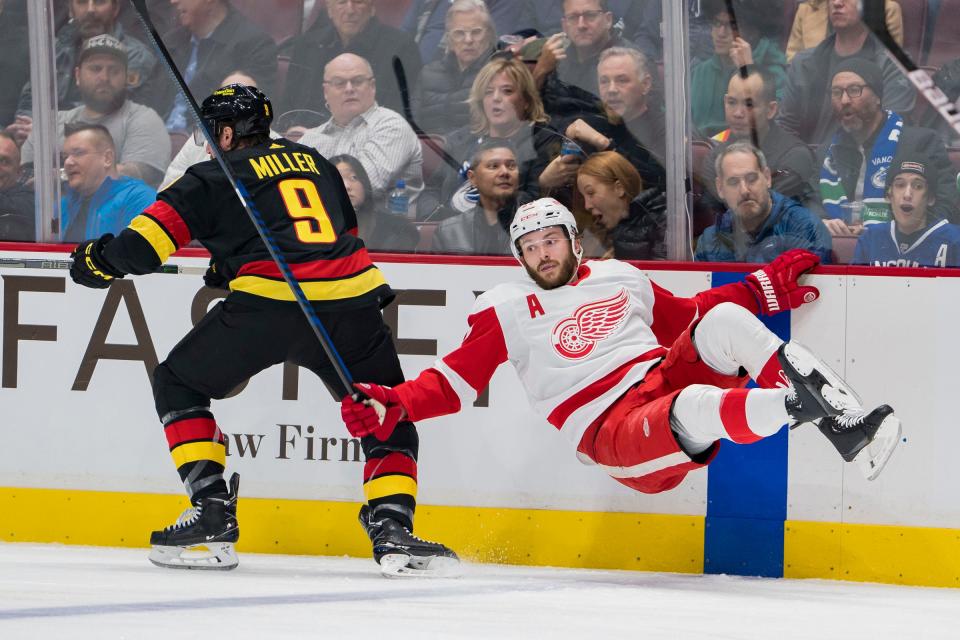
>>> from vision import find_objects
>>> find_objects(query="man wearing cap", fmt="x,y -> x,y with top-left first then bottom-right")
11,0 -> 158,130
777,0 -> 914,146
19,35 -> 170,188
817,58 -> 956,237
853,152 -> 960,268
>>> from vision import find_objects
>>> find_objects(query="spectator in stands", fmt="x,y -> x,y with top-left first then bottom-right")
786,0 -> 903,62
696,142 -> 832,263
701,65 -> 821,214
162,70 -> 279,188
532,0 -> 636,104
440,57 -> 561,212
559,47 -> 666,196
818,59 -> 957,237
331,154 -> 419,253
414,0 -> 497,136
159,0 -> 277,133
299,53 -> 424,209
576,150 -> 666,260
402,0 -> 529,65
19,35 -> 170,188
0,0 -> 30,129
778,0 -> 914,146
9,0 -> 158,145
521,0 -> 660,59
282,0 -> 421,119
691,1 -> 787,138
853,150 -> 960,267
0,131 -> 34,241
431,140 -> 519,255
59,123 -> 155,241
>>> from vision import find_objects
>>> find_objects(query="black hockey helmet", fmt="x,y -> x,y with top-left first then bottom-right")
195,84 -> 272,144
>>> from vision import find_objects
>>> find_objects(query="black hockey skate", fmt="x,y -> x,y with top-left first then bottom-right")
778,342 -> 901,480
819,405 -> 901,481
359,505 -> 460,578
778,342 -> 857,426
149,473 -> 240,571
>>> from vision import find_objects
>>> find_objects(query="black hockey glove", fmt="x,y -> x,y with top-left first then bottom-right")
70,234 -> 124,289
203,259 -> 229,290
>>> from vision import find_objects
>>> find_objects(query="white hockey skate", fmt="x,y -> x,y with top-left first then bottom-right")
359,505 -> 461,578
779,343 -> 901,480
148,473 -> 240,571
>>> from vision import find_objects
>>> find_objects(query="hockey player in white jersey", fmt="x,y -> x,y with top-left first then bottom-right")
342,198 -> 901,492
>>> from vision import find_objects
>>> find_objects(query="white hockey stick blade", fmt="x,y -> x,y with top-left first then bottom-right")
149,542 -> 239,571
379,553 -> 462,579
853,413 -> 902,481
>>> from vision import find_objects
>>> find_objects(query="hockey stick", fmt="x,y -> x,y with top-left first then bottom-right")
723,0 -> 760,149
392,56 -> 462,170
127,0 -> 355,393
0,257 -> 205,275
862,0 -> 960,137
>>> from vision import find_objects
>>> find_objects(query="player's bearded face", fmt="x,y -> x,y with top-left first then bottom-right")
519,229 -> 579,290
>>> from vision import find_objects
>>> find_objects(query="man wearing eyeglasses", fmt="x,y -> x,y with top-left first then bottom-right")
778,0 -> 914,146
696,142 -> 831,263
701,65 -> 820,215
19,35 -> 170,189
299,53 -> 423,211
532,0 -> 635,101
59,123 -> 155,241
282,0 -> 422,118
817,58 -> 956,238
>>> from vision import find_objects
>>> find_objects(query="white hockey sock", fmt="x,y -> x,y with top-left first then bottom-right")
693,303 -> 783,380
672,384 -> 791,453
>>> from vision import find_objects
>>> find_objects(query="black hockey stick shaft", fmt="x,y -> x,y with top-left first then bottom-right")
0,257 -> 205,275
862,0 -> 960,137
722,0 -> 759,148
392,56 -> 462,170
127,0 -> 356,393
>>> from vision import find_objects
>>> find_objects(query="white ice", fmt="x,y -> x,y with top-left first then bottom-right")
1,542 -> 957,639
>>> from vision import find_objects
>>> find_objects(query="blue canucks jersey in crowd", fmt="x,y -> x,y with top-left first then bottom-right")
853,219 -> 960,268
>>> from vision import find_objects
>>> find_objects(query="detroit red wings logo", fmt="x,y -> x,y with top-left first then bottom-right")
551,289 -> 631,360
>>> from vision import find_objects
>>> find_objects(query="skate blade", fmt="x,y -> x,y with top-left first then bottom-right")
379,553 -> 462,579
853,414 -> 902,481
149,542 -> 239,571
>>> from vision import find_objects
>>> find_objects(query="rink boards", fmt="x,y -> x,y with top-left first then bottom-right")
0,249 -> 958,588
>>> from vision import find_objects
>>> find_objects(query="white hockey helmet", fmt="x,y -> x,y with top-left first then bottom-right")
509,197 -> 582,264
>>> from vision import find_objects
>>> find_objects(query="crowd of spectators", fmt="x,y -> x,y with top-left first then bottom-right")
2,0 -> 960,270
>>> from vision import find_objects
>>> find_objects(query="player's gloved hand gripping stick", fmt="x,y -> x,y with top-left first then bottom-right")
342,383 -> 406,441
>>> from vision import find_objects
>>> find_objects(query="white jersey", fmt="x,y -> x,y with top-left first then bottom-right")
394,260 -> 758,448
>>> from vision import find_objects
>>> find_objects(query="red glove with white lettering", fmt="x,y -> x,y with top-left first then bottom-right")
340,382 -> 406,441
745,249 -> 820,315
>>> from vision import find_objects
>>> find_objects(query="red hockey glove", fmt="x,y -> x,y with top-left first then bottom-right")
745,248 -> 820,315
340,383 -> 405,441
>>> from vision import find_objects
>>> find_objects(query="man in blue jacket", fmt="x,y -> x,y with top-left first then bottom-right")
60,123 -> 155,241
696,142 -> 832,263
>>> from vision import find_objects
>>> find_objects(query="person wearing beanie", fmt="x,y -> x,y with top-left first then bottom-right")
817,58 -> 957,237
853,151 -> 960,268
777,0 -> 914,146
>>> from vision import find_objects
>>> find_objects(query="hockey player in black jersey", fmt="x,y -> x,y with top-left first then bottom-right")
69,84 -> 458,576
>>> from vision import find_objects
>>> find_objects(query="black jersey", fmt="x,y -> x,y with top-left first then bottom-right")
104,138 -> 392,309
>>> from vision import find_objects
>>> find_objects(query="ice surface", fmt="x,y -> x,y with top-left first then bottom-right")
0,542 -> 957,639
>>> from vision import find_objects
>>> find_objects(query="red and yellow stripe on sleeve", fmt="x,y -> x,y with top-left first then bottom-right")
128,201 -> 193,263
